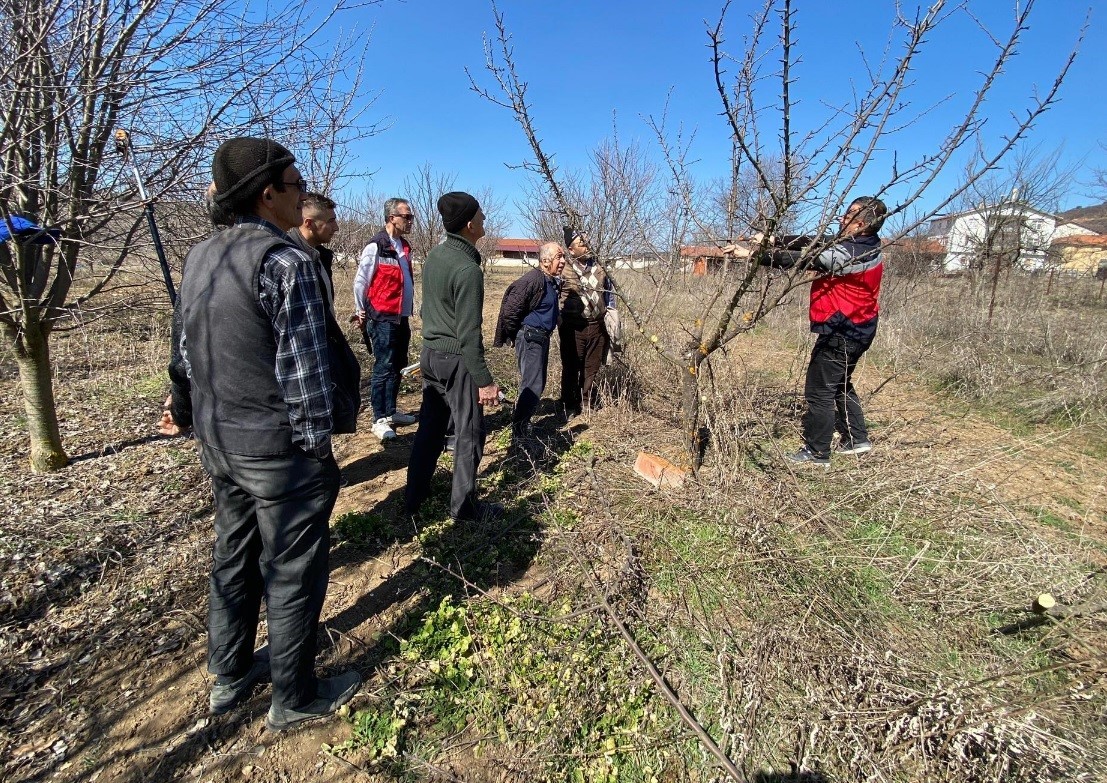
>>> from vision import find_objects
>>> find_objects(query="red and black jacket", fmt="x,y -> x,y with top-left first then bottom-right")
763,233 -> 882,343
354,229 -> 412,323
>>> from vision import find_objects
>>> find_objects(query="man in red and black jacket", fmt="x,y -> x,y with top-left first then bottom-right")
731,196 -> 887,466
354,197 -> 418,442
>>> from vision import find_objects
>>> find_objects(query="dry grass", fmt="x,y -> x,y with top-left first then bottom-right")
1,263 -> 1104,782
528,266 -> 1107,781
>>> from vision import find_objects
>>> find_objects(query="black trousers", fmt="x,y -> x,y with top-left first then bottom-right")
200,444 -> 340,710
512,327 -> 551,434
405,347 -> 486,520
802,332 -> 871,457
559,319 -> 607,413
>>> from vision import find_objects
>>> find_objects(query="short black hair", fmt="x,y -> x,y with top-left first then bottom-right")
303,192 -> 336,212
848,196 -> 888,235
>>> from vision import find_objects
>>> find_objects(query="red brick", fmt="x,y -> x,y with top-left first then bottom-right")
634,451 -> 687,489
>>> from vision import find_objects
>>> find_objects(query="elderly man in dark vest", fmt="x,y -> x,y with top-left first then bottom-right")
175,137 -> 361,732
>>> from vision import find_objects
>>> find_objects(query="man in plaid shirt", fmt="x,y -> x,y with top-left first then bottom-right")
175,138 -> 360,732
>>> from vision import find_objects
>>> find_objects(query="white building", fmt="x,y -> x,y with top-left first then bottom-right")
925,202 -> 1098,272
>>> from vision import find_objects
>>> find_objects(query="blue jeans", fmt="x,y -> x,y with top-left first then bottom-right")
364,317 -> 410,421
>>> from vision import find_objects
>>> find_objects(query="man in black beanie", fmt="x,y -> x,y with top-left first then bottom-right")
174,137 -> 361,732
405,191 -> 502,521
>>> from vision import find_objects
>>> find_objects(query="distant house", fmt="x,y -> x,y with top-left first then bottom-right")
495,238 -> 541,263
925,202 -> 1098,272
680,245 -> 731,276
881,236 -> 946,275
1050,234 -> 1107,277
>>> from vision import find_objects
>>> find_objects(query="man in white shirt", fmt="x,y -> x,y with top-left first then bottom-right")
353,197 -> 418,441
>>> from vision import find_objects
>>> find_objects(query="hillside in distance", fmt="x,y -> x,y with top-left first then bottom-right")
1059,199 -> 1107,233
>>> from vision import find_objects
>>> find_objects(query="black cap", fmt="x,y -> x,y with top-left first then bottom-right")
212,137 -> 295,207
438,191 -> 480,234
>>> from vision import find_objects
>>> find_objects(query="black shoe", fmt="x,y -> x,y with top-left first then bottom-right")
265,670 -> 362,732
453,500 -> 505,524
209,654 -> 271,715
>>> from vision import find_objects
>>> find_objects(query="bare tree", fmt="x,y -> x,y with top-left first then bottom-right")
469,0 -> 1082,467
403,162 -> 457,262
0,0 -> 380,471
401,163 -> 509,264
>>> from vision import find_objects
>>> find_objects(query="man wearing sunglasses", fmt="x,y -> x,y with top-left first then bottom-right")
174,137 -> 361,732
354,197 -> 418,442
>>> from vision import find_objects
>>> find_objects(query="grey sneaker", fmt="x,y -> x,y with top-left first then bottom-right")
210,656 -> 271,715
265,670 -> 362,732
785,446 -> 830,467
388,411 -> 418,426
836,439 -> 872,455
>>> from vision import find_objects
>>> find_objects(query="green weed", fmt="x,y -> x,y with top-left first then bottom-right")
333,510 -> 388,545
341,594 -> 679,780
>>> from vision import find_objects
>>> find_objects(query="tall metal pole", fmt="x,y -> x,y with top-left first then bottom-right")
115,129 -> 176,305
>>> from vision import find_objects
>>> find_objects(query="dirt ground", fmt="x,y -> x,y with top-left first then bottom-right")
2,305 -> 1105,782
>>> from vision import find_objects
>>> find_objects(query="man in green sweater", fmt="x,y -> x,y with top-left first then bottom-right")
405,192 -> 501,521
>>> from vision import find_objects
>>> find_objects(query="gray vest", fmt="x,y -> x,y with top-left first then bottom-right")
180,224 -> 297,455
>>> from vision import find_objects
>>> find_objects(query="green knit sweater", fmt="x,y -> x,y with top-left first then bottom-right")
419,233 -> 493,387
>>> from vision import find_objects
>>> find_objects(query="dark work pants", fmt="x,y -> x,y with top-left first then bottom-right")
364,317 -> 410,421
802,333 -> 872,457
559,319 -> 607,413
513,328 -> 551,434
200,444 -> 340,710
405,347 -> 486,520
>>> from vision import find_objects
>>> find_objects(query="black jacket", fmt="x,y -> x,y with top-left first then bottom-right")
494,267 -> 548,347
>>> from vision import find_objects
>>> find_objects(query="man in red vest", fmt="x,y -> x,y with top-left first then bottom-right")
729,196 -> 887,466
354,197 -> 418,442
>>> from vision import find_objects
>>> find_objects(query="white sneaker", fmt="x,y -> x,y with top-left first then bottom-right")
371,417 -> 396,441
388,411 -> 417,426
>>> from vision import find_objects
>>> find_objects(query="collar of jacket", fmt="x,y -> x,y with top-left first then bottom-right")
371,228 -> 410,259
444,232 -> 482,264
286,227 -> 321,261
235,215 -> 289,239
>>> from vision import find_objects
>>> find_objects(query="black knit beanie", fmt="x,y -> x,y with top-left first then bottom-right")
438,191 -> 480,234
212,138 -> 295,208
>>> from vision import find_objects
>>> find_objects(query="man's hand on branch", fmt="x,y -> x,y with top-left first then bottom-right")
721,243 -> 753,260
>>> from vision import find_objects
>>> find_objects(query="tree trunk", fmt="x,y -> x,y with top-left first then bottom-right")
15,317 -> 68,472
986,252 -> 1002,328
682,360 -> 704,472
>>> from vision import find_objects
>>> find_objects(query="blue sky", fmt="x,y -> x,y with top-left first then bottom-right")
330,0 -> 1105,235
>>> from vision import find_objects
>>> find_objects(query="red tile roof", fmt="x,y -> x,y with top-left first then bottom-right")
680,245 -> 730,258
496,238 -> 541,254
1052,234 -> 1107,248
884,237 -> 946,254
